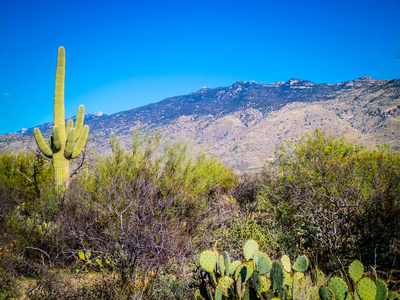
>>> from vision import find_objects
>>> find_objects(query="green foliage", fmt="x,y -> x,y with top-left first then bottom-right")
258,129 -> 400,265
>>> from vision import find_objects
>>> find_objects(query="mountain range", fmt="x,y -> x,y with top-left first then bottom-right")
1,76 -> 399,170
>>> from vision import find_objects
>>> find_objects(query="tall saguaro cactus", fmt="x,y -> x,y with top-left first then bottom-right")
34,46 -> 89,190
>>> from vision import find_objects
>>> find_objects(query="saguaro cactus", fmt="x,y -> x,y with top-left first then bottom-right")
34,46 -> 89,190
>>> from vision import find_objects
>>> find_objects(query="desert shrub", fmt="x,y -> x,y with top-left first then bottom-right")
258,129 -> 400,267
54,130 -> 236,292
0,267 -> 20,300
0,150 -> 53,230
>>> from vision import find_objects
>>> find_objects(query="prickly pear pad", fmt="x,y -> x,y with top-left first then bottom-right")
319,286 -> 335,300
200,250 -> 217,273
356,277 -> 377,300
243,239 -> 259,261
292,255 -> 309,272
375,279 -> 388,300
349,260 -> 364,283
281,255 -> 291,273
327,276 -> 349,300
256,250 -> 272,275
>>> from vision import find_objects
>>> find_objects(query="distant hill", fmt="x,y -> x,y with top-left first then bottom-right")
1,77 -> 399,170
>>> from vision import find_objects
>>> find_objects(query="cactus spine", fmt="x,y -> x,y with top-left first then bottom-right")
34,47 -> 89,190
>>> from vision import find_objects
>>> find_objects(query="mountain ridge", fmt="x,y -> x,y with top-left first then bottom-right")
1,76 -> 400,170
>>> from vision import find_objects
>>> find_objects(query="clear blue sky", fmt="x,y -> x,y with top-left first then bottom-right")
1,0 -> 399,135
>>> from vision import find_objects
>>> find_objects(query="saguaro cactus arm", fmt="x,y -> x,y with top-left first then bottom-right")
71,125 -> 89,159
74,105 -> 85,141
34,128 -> 53,158
64,128 -> 76,159
52,125 -> 62,150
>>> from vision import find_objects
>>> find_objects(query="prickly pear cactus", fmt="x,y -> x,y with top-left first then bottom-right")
280,255 -> 291,273
195,240 -> 311,300
243,239 -> 259,261
356,277 -> 376,300
319,286 -> 335,300
254,250 -> 271,275
375,279 -> 388,300
327,276 -> 349,300
349,260 -> 364,283
200,250 -> 217,273
292,255 -> 309,272
34,47 -> 89,191
270,261 -> 284,291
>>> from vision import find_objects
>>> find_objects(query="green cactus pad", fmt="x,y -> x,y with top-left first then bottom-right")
349,260 -> 364,283
222,251 -> 230,276
252,271 -> 262,294
243,239 -> 259,261
261,275 -> 271,293
218,276 -> 234,297
228,260 -> 242,276
215,284 -> 223,300
219,254 -> 225,275
271,261 -> 284,291
256,251 -> 272,275
253,249 -> 258,271
200,250 -> 217,273
375,279 -> 388,300
319,286 -> 335,300
328,276 -> 349,300
356,277 -> 377,300
235,261 -> 254,283
292,255 -> 309,272
281,255 -> 291,273
283,270 -> 293,287
236,274 -> 242,299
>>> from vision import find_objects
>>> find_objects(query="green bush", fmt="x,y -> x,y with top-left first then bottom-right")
258,129 -> 400,267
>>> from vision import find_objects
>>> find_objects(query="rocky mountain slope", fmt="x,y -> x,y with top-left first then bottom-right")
1,76 -> 399,170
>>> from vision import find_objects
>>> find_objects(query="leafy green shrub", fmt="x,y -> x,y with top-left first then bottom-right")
258,130 -> 400,267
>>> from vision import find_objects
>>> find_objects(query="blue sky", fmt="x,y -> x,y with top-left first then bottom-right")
1,0 -> 399,135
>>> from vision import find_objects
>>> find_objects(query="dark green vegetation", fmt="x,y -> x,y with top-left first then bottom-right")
0,130 -> 399,299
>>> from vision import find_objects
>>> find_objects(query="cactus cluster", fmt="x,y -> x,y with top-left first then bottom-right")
195,239 -> 310,300
34,47 -> 89,190
319,260 -> 399,300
